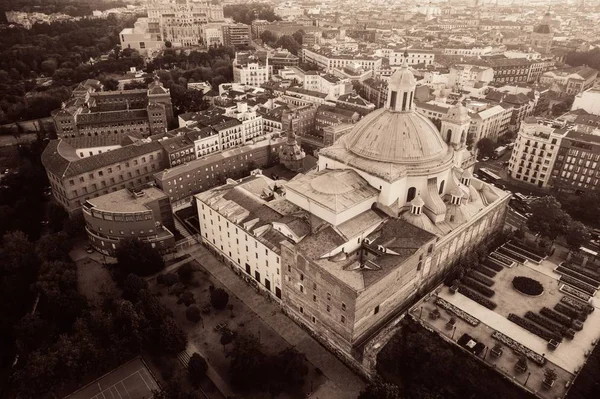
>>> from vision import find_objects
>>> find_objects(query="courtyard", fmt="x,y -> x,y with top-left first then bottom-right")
411,240 -> 600,399
149,258 -> 329,399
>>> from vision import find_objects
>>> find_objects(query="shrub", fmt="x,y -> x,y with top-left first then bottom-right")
458,286 -> 497,309
524,311 -> 567,336
483,258 -> 504,272
560,296 -> 594,314
462,277 -> 495,297
560,275 -> 597,295
210,288 -> 229,310
188,353 -> 208,386
540,307 -> 572,327
561,263 -> 600,282
177,290 -> 196,306
497,247 -> 526,263
468,271 -> 495,287
554,303 -> 585,321
556,266 -> 600,288
508,313 -> 562,342
159,273 -> 179,286
186,305 -> 202,323
475,265 -> 497,278
169,282 -> 186,296
512,276 -> 544,296
177,263 -> 195,283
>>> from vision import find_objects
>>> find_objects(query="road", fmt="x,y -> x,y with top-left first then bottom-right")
505,207 -> 528,229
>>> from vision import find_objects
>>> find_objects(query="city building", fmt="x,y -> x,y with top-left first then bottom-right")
83,186 -> 175,255
233,52 -> 272,86
222,23 -> 251,47
355,78 -> 388,109
196,61 -> 509,363
119,18 -> 164,56
540,66 -> 599,96
301,47 -> 382,73
448,64 -> 494,90
303,72 -> 352,100
384,48 -> 436,67
550,129 -> 600,193
572,89 -> 600,116
157,135 -> 286,207
202,23 -> 224,47
274,5 -> 304,19
42,138 -> 166,214
52,79 -> 173,139
508,117 -> 567,188
467,103 -> 513,143
528,11 -> 554,53
335,93 -> 376,116
268,50 -> 300,74
485,91 -> 535,132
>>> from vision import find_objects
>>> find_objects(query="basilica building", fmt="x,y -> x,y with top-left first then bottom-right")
196,59 -> 510,371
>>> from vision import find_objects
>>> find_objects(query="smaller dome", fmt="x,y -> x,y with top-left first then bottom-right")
462,169 -> 473,179
411,194 -> 425,207
389,63 -> 417,91
445,103 -> 470,124
451,188 -> 463,198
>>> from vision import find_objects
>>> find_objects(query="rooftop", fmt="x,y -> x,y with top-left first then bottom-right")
86,187 -> 168,213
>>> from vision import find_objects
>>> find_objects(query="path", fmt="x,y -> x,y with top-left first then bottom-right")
189,245 -> 366,399
183,342 -> 235,399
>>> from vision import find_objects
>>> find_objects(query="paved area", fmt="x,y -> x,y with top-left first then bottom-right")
186,342 -> 233,399
189,245 -> 366,399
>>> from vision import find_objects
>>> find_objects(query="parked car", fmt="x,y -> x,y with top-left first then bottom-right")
482,157 -> 490,162
214,322 -> 227,332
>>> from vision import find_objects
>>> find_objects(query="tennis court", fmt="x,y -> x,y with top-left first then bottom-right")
65,357 -> 160,399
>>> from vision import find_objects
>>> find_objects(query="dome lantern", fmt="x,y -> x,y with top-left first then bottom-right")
411,194 -> 425,215
386,51 -> 417,113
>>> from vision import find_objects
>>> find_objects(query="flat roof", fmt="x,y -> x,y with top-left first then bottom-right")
87,187 -> 167,213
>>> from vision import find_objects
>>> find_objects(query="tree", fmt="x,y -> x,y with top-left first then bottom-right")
158,317 -> 187,354
229,334 -> 268,390
165,40 -> 172,48
186,305 -> 202,323
276,35 -> 301,55
565,220 -> 591,252
102,78 -> 119,91
210,287 -> 229,310
260,30 -> 278,45
527,196 -> 571,240
36,232 -> 72,261
292,30 -> 304,46
115,238 -> 165,276
268,347 -> 308,396
188,353 -> 208,386
122,273 -> 148,301
476,137 -> 495,158
46,202 -> 69,233
358,379 -> 403,399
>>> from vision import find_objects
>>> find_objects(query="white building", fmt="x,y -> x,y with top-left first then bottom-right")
385,49 -> 436,67
448,64 -> 494,90
203,23 -> 224,47
300,47 -> 382,73
467,103 -> 513,143
233,53 -> 272,86
572,89 -> 600,116
195,61 -> 509,364
508,117 -> 567,188
223,102 -> 265,143
303,72 -> 352,100
274,5 -> 304,19
196,173 -> 285,298
119,18 -> 164,56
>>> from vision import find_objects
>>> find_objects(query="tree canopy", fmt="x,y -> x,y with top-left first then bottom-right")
115,238 -> 166,277
210,287 -> 230,310
358,379 -> 403,399
223,3 -> 281,25
476,137 -> 496,158
526,196 -> 571,240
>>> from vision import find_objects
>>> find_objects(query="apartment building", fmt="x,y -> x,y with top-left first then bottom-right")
383,48 -> 435,67
119,18 -> 164,56
233,52 -> 272,86
83,187 -> 175,255
508,117 -> 567,188
540,66 -> 598,96
52,79 -> 173,139
156,135 -> 286,207
550,130 -> 600,193
300,47 -> 382,73
42,139 -> 167,213
448,64 -> 494,89
468,103 -> 513,142
222,23 -> 251,47
303,72 -> 352,99
268,50 -> 300,74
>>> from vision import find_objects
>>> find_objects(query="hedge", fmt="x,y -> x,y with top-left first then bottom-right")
561,263 -> 600,283
525,311 -> 567,336
475,265 -> 497,278
555,303 -> 586,321
468,270 -> 495,287
497,247 -> 527,263
458,286 -> 497,310
483,258 -> 504,272
556,266 -> 600,289
560,296 -> 594,314
508,313 -> 562,342
462,277 -> 495,297
540,307 -> 572,327
560,275 -> 597,295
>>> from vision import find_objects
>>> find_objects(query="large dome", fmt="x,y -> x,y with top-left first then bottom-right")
342,107 -> 449,164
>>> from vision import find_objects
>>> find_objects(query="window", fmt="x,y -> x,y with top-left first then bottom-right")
342,303 -> 346,311
327,292 -> 331,301
300,285 -> 304,293
299,306 -> 304,314
313,294 -> 317,302
389,91 -> 397,108
300,273 -> 304,281
341,315 -> 346,324
406,187 -> 416,202
312,316 -> 316,323
288,265 -> 291,272
374,305 -> 380,315
326,305 -> 331,313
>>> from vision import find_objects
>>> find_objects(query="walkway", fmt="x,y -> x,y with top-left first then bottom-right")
189,245 -> 366,399
185,342 -> 234,399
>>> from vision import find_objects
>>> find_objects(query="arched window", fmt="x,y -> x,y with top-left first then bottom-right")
389,91 -> 397,108
406,187 -> 416,202
446,129 -> 452,143
460,130 -> 466,143
438,180 -> 445,195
